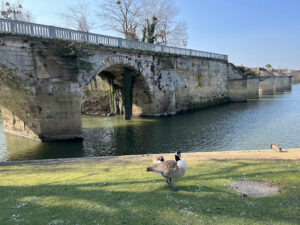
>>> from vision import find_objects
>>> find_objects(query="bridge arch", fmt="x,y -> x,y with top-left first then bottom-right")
80,55 -> 154,119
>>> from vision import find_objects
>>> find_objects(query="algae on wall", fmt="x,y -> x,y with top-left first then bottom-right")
33,39 -> 94,74
81,72 -> 116,116
81,71 -> 126,116
81,68 -> 134,119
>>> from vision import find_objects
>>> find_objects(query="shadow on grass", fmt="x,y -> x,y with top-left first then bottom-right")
0,181 -> 299,224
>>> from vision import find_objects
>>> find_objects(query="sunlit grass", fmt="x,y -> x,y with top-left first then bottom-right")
0,158 -> 299,224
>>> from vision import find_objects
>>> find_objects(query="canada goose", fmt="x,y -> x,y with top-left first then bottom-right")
147,151 -> 187,191
152,155 -> 164,164
271,144 -> 282,151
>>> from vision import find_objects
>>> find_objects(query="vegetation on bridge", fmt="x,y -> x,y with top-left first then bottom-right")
0,33 -> 94,74
40,40 -> 94,74
235,65 -> 259,78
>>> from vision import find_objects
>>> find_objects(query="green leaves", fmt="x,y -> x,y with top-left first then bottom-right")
53,41 -> 94,73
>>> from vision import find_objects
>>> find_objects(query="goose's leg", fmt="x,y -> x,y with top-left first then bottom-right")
168,178 -> 178,191
166,178 -> 170,185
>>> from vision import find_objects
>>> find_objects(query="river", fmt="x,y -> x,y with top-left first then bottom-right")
1,84 -> 300,161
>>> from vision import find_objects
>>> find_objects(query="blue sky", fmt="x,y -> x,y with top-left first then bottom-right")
21,0 -> 300,69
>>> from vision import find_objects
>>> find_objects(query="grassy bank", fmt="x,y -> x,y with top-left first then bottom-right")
0,149 -> 300,224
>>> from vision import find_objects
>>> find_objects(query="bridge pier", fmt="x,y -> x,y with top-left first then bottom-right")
227,64 -> 247,101
247,77 -> 259,99
0,77 -> 83,142
36,81 -> 83,141
283,76 -> 293,91
259,76 -> 275,96
0,36 -> 83,142
122,68 -> 133,120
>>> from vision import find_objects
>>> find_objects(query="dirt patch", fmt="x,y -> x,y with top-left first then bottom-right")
228,181 -> 280,197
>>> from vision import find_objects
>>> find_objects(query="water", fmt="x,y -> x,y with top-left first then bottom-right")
1,84 -> 300,161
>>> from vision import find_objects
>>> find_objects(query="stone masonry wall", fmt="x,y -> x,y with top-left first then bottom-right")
81,75 -> 113,116
81,48 -> 230,116
0,34 -> 230,141
226,64 -> 247,101
0,36 -> 82,141
283,70 -> 300,84
247,78 -> 259,99
173,58 -> 229,111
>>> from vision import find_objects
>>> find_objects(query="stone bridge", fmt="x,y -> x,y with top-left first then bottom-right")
0,19 -> 290,142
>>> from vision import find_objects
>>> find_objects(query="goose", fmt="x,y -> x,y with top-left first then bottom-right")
271,144 -> 282,151
147,151 -> 187,191
152,155 -> 164,164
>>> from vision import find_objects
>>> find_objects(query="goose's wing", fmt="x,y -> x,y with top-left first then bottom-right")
161,160 -> 178,177
272,144 -> 282,150
161,160 -> 177,169
148,160 -> 177,174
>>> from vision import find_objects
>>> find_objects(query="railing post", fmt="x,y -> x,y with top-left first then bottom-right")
28,24 -> 32,35
49,26 -> 56,38
86,33 -> 89,43
11,20 -> 16,34
118,38 -> 122,48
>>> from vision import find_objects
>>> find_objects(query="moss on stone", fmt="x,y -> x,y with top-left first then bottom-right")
0,65 -> 25,91
187,97 -> 230,111
235,65 -> 258,78
160,58 -> 174,69
35,40 -> 94,74
198,73 -> 204,87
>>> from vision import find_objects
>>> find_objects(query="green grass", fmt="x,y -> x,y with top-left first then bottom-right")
0,159 -> 299,224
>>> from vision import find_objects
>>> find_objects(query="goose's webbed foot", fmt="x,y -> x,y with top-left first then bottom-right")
166,178 -> 178,191
169,184 -> 178,191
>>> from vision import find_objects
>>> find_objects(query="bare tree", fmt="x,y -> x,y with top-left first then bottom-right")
162,19 -> 188,47
1,0 -> 33,22
96,0 -> 188,46
58,1 -> 95,32
140,0 -> 188,47
96,0 -> 141,40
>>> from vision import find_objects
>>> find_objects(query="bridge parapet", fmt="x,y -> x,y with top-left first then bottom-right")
0,18 -> 227,61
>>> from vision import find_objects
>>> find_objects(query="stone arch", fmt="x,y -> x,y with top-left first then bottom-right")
80,55 -> 154,118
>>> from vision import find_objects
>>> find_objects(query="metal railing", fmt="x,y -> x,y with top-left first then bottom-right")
0,18 -> 228,61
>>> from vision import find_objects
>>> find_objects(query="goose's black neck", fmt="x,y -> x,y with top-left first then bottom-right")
175,155 -> 181,161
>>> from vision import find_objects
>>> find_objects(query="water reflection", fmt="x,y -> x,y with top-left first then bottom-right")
0,84 -> 300,161
5,134 -> 84,161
